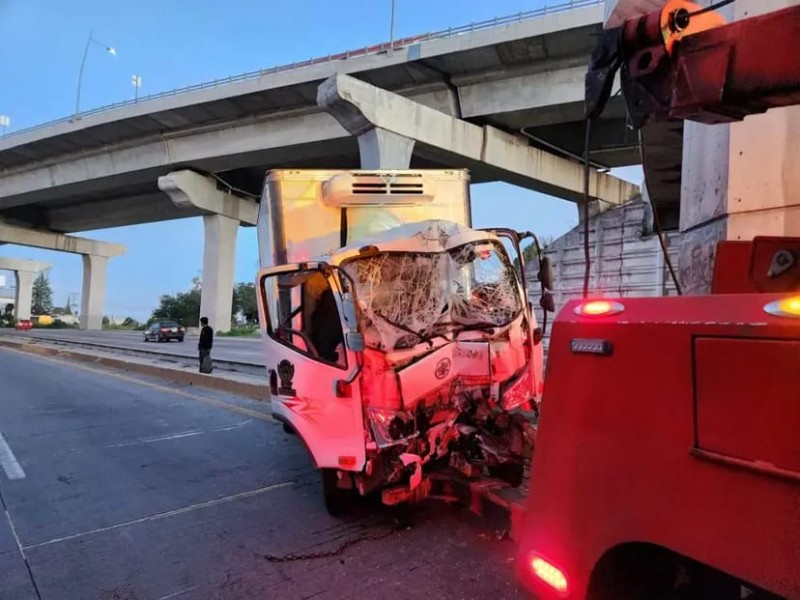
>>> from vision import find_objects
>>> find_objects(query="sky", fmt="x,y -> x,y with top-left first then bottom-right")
0,0 -> 642,321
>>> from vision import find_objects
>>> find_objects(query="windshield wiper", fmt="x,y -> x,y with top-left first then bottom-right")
453,321 -> 499,335
373,310 -> 438,348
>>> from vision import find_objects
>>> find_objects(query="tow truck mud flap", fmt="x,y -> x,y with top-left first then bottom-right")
421,471 -> 528,541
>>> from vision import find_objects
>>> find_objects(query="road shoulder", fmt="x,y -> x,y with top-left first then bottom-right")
0,335 -> 269,402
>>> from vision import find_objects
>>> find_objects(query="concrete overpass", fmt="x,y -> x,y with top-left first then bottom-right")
0,0 -> 642,330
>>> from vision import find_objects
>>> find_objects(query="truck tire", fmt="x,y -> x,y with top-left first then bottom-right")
489,460 -> 525,488
321,469 -> 352,517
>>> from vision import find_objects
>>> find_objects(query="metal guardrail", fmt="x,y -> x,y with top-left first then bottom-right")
1,0 -> 601,142
2,331 -> 266,375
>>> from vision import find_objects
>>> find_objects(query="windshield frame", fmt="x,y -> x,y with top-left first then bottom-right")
338,238 -> 525,350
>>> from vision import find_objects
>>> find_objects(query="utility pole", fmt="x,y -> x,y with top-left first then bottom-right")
389,0 -> 396,56
132,74 -> 142,102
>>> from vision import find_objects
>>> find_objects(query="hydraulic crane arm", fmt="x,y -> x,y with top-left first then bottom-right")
586,0 -> 800,127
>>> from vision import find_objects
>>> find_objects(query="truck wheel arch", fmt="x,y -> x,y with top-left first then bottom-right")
586,542 -> 769,600
586,542 -> 681,600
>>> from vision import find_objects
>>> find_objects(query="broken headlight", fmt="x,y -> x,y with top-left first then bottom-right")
367,407 -> 417,448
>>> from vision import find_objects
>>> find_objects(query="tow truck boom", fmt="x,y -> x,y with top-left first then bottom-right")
586,1 -> 800,127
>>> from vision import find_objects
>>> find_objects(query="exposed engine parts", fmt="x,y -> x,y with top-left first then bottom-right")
357,386 -> 536,504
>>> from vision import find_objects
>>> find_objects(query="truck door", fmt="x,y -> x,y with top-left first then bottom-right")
256,262 -> 366,471
480,228 -> 544,402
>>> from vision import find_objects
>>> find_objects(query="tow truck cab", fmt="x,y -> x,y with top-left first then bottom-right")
516,238 -> 800,599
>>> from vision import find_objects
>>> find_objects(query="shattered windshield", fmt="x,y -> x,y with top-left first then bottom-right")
341,240 -> 523,351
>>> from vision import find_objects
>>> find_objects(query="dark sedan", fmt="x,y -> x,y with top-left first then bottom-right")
143,320 -> 185,342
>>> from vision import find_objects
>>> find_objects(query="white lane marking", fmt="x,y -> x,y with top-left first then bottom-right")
2,503 -> 42,599
23,480 -> 293,550
0,433 -> 26,480
158,586 -> 199,600
106,419 -> 253,448
107,429 -> 205,448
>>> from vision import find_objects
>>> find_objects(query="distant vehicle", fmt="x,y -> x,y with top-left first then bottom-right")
15,319 -> 33,331
143,320 -> 185,343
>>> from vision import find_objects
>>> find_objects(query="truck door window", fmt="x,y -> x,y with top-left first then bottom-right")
260,269 -> 347,369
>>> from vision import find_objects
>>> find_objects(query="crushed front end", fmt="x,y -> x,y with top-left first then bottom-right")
336,221 -> 540,504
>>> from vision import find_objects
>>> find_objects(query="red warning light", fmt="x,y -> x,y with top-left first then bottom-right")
530,555 -> 569,594
574,300 -> 624,317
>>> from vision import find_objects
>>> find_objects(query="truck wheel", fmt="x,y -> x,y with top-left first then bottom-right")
488,461 -> 525,488
321,469 -> 352,517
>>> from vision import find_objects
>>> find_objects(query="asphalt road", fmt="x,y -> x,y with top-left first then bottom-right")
0,347 -> 525,600
5,329 -> 264,365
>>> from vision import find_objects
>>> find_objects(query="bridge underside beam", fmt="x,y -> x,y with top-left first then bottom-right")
318,73 -> 638,206
157,169 -> 258,226
0,222 -> 125,258
41,192 -> 200,233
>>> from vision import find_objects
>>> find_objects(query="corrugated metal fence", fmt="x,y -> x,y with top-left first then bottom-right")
526,197 -> 680,356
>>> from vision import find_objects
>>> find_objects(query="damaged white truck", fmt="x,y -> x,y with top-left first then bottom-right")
255,169 -> 548,515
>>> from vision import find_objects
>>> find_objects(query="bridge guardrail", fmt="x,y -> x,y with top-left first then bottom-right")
0,0 -> 601,142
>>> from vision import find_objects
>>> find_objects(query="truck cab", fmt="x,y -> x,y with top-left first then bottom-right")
255,169 -> 545,513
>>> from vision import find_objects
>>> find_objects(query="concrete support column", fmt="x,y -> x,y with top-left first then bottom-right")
13,271 -> 35,321
80,254 -> 108,330
0,258 -> 51,321
159,170 -> 257,334
357,127 -> 415,169
677,0 -> 800,294
200,214 -> 238,332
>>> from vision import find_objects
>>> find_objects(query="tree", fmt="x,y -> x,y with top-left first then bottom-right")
233,282 -> 258,324
150,288 -> 201,326
0,303 -> 13,327
513,236 -> 555,272
31,271 -> 53,315
64,295 -> 73,315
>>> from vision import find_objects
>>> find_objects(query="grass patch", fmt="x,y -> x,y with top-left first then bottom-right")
218,325 -> 259,337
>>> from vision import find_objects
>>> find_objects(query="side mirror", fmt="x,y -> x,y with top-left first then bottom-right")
540,290 -> 555,313
341,292 -> 358,328
346,332 -> 365,352
538,256 -> 554,291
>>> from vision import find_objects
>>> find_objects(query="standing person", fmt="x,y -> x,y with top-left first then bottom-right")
198,316 -> 214,373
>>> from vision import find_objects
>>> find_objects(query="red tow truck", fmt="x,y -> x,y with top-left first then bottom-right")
515,1 -> 800,598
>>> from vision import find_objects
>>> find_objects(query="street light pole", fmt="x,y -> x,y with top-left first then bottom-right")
75,30 -> 116,117
0,115 -> 9,137
389,0 -> 396,55
132,74 -> 142,102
